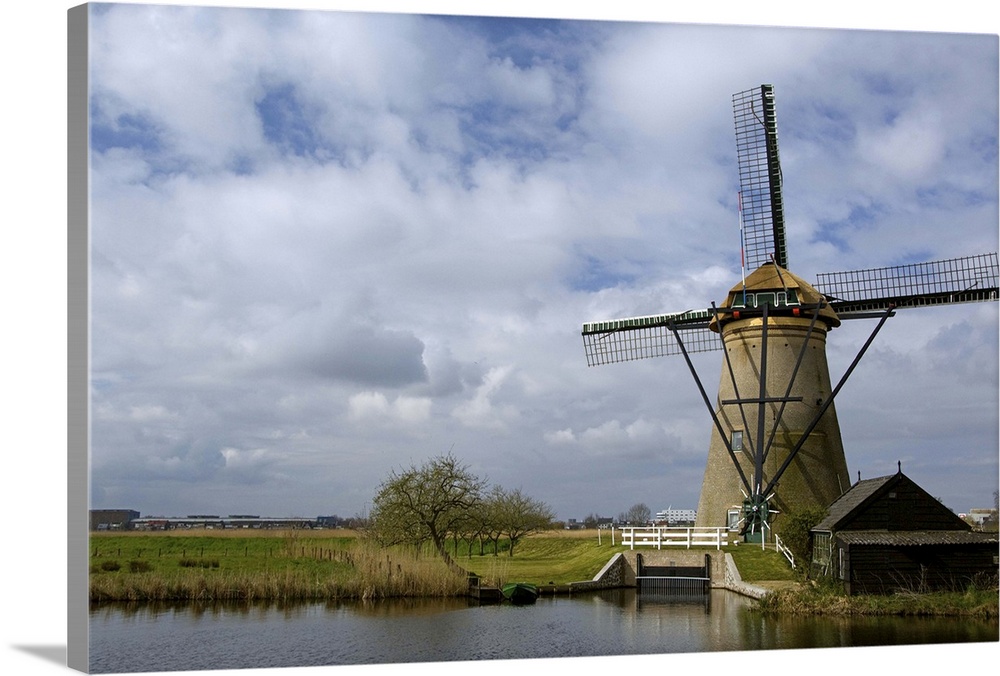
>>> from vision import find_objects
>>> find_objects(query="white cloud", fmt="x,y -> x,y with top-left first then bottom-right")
549,417 -> 671,458
861,108 -> 947,182
221,446 -> 269,469
129,404 -> 172,422
348,391 -> 432,423
544,428 -> 576,444
451,365 -> 518,429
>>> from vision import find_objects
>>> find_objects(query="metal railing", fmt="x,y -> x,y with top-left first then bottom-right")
617,526 -> 729,550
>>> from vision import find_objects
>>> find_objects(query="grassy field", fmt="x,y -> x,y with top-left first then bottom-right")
88,527 -> 801,601
726,543 -> 798,582
93,528 -> 999,618
459,531 -> 632,586
88,529 -> 467,601
87,528 -> 646,601
88,528 -> 998,617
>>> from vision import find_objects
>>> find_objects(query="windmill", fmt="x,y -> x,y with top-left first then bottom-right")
581,84 -> 999,542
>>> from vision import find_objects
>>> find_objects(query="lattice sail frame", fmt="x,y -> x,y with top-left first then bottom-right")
734,84 -> 787,271
582,311 -> 716,366
816,252 -> 1000,317
582,253 -> 1000,366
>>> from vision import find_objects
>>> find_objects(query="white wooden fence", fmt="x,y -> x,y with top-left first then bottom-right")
774,534 -> 795,569
616,526 -> 729,550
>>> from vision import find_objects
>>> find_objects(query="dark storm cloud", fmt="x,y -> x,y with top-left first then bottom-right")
299,323 -> 429,386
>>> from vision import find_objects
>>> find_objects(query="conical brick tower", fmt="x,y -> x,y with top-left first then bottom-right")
694,264 -> 850,535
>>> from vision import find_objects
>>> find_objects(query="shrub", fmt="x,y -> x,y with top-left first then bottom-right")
780,506 -> 828,572
178,559 -> 220,569
128,560 -> 154,573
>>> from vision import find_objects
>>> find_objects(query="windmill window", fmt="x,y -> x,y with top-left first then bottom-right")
727,508 -> 741,530
731,430 -> 744,451
734,291 -> 799,308
756,292 -> 777,307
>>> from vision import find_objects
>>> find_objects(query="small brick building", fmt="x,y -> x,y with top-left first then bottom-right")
810,469 -> 998,594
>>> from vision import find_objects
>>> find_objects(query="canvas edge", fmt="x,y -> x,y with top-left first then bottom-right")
67,3 -> 91,673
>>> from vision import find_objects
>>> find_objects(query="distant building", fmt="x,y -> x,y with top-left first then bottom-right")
130,515 -> 319,530
655,508 -> 696,525
90,509 -> 140,531
565,516 -> 615,529
966,508 -> 997,528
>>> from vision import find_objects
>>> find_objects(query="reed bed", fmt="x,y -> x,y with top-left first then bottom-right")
89,536 -> 467,602
754,578 -> 999,618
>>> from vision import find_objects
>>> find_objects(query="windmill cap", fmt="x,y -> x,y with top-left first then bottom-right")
709,263 -> 841,332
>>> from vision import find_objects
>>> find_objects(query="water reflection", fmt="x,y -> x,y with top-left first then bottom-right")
88,590 -> 998,674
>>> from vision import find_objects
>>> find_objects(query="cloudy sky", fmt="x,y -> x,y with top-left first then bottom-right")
83,2 -> 998,522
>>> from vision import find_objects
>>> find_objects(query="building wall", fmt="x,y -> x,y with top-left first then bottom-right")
842,543 -> 999,594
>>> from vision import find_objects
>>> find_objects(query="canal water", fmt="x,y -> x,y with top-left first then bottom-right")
88,589 -> 998,673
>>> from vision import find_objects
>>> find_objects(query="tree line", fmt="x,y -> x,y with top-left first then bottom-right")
366,453 -> 555,571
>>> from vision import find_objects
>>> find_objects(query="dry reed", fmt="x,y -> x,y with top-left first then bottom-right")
89,539 -> 467,602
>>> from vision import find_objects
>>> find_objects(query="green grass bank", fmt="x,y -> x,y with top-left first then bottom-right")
88,530 -> 997,618
87,529 -> 629,602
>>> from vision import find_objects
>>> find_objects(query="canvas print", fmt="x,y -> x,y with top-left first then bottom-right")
69,2 -> 999,674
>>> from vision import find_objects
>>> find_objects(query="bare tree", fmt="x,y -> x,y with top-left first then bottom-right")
369,453 -> 486,572
491,486 -> 555,557
621,502 -> 651,526
477,486 -> 506,556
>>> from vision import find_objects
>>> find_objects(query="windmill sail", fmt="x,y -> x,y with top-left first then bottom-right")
816,252 -> 999,318
581,310 -> 717,366
581,84 -> 790,368
733,84 -> 787,270
580,83 -> 999,544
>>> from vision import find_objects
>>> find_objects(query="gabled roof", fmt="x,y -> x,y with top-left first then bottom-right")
813,474 -> 894,532
812,470 -> 971,534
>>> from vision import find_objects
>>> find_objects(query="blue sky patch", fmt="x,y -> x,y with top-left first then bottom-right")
90,102 -> 163,154
255,82 -> 326,158
569,252 -> 640,292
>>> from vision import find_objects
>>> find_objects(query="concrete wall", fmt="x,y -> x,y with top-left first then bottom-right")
559,549 -> 769,600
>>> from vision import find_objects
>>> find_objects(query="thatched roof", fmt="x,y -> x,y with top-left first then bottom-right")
711,263 -> 841,332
